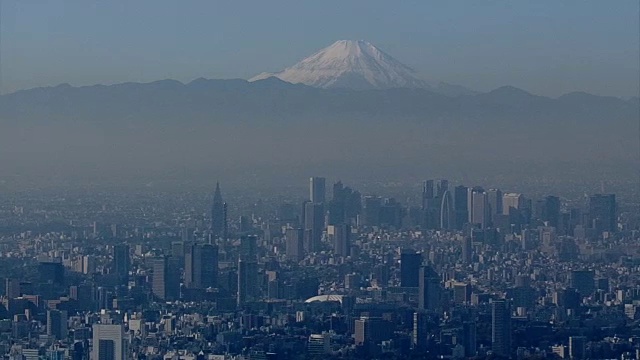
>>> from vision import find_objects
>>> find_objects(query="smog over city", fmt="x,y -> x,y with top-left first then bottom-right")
0,2 -> 638,360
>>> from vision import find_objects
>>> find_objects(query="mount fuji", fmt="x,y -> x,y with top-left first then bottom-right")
250,40 -> 474,95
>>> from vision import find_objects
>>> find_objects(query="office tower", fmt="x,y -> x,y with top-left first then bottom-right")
461,236 -> 472,264
354,317 -> 392,346
38,260 -> 65,285
419,266 -> 441,311
240,235 -> 258,260
487,188 -> 503,220
5,278 -> 20,299
211,182 -> 228,239
237,259 -> 258,305
440,190 -> 454,230
412,311 -> 428,351
309,177 -> 326,203
454,185 -> 469,230
462,321 -> 477,357
82,255 -> 96,274
541,195 -> 561,228
285,228 -> 304,261
422,180 -> 439,229
569,336 -> 586,359
152,257 -> 180,301
468,187 -> 489,229
502,193 -> 524,215
46,309 -> 68,340
588,194 -> 616,233
304,202 -> 324,252
491,300 -> 512,358
436,179 -> 449,197
422,180 -> 435,204
332,224 -> 351,257
400,250 -> 421,287
113,244 -> 130,284
362,196 -> 382,227
92,324 -> 128,360
184,243 -> 219,289
569,270 -> 595,297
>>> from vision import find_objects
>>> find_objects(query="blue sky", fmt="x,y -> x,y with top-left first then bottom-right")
1,0 -> 638,97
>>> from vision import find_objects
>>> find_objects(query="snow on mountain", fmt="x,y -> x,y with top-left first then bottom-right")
250,40 -> 433,90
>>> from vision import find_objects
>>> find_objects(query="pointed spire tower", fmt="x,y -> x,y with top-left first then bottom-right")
211,182 -> 227,239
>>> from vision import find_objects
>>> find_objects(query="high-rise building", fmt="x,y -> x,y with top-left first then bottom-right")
491,300 -> 512,358
502,193 -> 524,215
541,195 -> 561,228
412,311 -> 428,351
461,236 -> 473,264
240,235 -> 258,260
152,256 -> 180,301
285,228 -> 304,261
588,194 -> 616,233
184,243 -> 219,289
419,266 -> 441,311
46,309 -> 68,340
92,324 -> 127,360
309,177 -> 326,203
5,278 -> 20,299
569,336 -> 587,359
211,182 -> 228,239
569,270 -> 595,297
440,190 -> 454,230
400,250 -> 421,287
237,259 -> 258,305
38,260 -> 65,285
462,321 -> 477,357
303,202 -> 324,253
361,196 -> 382,227
469,187 -> 489,229
332,224 -> 351,257
454,185 -> 469,230
487,189 -> 503,220
354,317 -> 392,346
113,244 -> 130,284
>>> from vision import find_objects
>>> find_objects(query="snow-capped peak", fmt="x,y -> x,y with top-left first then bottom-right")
250,40 -> 431,90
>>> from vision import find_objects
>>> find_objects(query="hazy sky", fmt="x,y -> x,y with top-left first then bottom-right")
1,1 -> 638,97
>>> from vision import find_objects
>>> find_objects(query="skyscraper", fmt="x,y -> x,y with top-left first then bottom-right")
454,185 -> 469,230
285,228 -> 304,261
462,321 -> 477,357
332,224 -> 351,257
569,270 -> 595,297
47,309 -> 68,340
588,194 -> 616,233
440,190 -> 454,230
113,244 -> 130,284
152,256 -> 180,301
487,188 -> 503,221
400,250 -> 421,287
419,266 -> 441,311
412,311 -> 428,351
237,259 -> 258,305
184,243 -> 219,289
309,177 -> 326,203
491,300 -> 512,358
92,324 -> 128,360
502,193 -> 524,215
469,187 -> 489,229
211,182 -> 228,239
541,195 -> 561,228
303,202 -> 324,253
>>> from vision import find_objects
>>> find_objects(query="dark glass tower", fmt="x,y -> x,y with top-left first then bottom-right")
211,182 -> 227,239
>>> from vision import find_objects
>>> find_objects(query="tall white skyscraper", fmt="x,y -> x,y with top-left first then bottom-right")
502,193 -> 524,215
92,324 -> 127,360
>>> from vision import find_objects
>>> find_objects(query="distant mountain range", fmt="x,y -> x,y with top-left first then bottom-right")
0,77 -> 635,126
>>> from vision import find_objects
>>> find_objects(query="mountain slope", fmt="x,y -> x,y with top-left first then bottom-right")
250,40 -> 434,90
